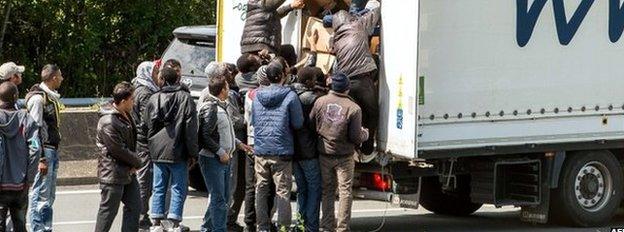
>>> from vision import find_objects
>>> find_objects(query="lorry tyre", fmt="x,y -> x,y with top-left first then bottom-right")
189,163 -> 207,192
551,150 -> 623,227
419,175 -> 482,216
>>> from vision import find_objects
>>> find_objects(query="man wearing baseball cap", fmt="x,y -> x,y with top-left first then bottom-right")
0,62 -> 25,86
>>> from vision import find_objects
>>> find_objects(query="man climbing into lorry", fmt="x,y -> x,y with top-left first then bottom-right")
240,0 -> 305,55
323,0 -> 380,156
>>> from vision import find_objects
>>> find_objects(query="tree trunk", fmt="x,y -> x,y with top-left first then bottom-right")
0,0 -> 12,58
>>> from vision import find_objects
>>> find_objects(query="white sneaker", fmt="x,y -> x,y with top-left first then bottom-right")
169,227 -> 183,232
149,225 -> 165,232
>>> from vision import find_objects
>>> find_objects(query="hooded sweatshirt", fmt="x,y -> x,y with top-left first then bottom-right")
0,107 -> 40,191
251,84 -> 304,156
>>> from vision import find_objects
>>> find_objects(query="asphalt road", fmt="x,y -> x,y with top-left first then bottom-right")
34,185 -> 624,232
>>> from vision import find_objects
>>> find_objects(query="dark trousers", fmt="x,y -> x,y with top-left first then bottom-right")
228,150 -> 246,226
136,151 -> 152,220
0,189 -> 28,232
94,178 -> 141,232
348,72 -> 379,155
243,154 -> 275,229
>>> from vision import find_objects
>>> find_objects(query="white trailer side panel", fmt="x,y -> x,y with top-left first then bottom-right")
377,0 -> 419,159
415,0 -> 624,153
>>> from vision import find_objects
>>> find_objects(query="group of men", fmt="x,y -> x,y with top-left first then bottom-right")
189,0 -> 381,232
0,61 -> 66,232
0,0 -> 380,231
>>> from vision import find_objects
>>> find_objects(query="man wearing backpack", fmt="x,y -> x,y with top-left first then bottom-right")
26,64 -> 64,232
0,81 -> 41,232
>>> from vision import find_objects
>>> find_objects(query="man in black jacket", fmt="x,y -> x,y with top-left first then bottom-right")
240,0 -> 305,54
94,82 -> 143,232
144,67 -> 198,232
292,67 -> 323,232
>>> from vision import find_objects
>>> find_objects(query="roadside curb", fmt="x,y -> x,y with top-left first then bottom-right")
58,176 -> 99,186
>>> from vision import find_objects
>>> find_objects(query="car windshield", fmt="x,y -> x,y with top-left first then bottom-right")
162,38 -> 215,77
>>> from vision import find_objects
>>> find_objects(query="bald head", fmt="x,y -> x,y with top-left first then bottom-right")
0,81 -> 18,105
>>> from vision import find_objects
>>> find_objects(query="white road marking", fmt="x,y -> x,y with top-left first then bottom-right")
48,208 -> 413,226
55,189 -> 101,195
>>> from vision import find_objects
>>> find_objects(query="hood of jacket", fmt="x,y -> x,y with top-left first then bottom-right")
158,85 -> 187,123
292,83 -> 308,95
132,61 -> 159,92
0,109 -> 21,139
235,72 -> 259,91
256,85 -> 292,108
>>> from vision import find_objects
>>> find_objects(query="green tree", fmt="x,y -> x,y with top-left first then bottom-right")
0,0 -> 216,97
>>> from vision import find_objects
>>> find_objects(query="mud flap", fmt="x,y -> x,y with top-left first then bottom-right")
390,177 -> 421,209
520,164 -> 551,224
391,193 -> 420,209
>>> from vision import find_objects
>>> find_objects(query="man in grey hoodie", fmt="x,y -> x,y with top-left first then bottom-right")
0,82 -> 41,232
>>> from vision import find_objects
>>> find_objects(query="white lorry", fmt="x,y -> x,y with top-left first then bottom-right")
216,0 -> 624,226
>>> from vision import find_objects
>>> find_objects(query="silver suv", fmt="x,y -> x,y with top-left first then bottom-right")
161,25 -> 216,98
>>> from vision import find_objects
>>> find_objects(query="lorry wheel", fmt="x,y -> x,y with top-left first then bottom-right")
188,163 -> 207,192
551,150 -> 623,227
419,175 -> 482,216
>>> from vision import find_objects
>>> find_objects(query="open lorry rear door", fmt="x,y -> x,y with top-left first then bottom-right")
377,0 -> 420,160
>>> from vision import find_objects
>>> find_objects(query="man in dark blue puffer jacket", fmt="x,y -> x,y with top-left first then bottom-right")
251,58 -> 304,232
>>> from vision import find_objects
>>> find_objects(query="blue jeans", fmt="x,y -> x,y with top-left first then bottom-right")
293,158 -> 322,232
29,148 -> 59,232
199,156 -> 230,232
151,162 -> 188,221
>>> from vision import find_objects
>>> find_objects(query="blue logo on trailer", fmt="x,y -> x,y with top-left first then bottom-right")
397,109 -> 403,129
517,0 -> 624,46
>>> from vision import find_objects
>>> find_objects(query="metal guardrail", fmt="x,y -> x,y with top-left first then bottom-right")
17,98 -> 112,107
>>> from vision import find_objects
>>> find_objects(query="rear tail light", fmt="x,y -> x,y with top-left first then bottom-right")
360,172 -> 392,191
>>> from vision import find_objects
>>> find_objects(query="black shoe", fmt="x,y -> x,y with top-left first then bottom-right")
228,223 -> 245,232
139,216 -> 153,229
243,226 -> 256,232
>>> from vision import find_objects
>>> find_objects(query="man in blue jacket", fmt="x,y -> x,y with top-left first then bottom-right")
252,58 -> 304,232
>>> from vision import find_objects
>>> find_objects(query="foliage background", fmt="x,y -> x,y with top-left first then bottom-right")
0,0 -> 215,97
